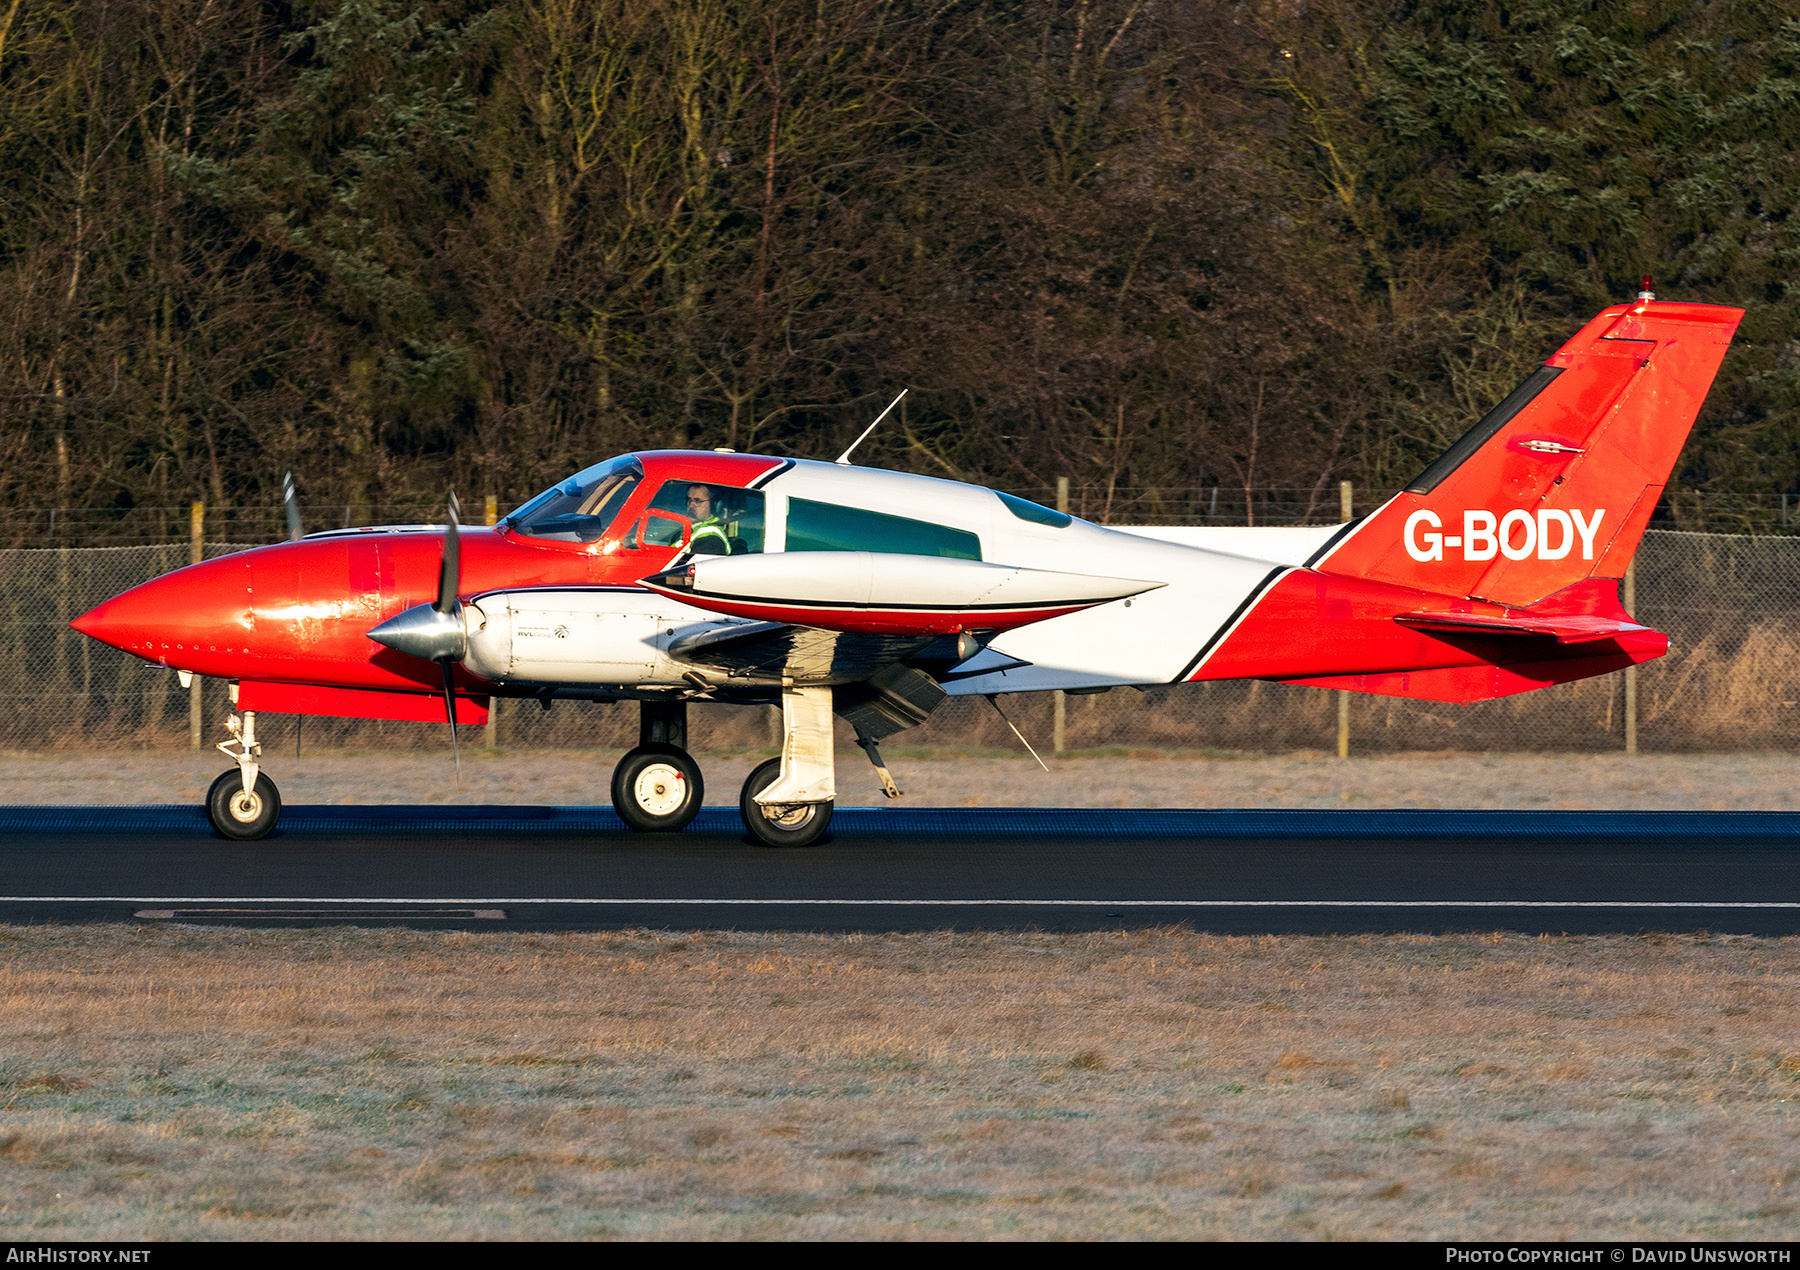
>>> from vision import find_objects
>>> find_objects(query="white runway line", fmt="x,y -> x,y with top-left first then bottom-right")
1,897 -> 1797,909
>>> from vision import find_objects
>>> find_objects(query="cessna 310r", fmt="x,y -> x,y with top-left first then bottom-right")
72,291 -> 1741,847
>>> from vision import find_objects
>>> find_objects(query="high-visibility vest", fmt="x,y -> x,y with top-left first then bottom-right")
691,519 -> 732,554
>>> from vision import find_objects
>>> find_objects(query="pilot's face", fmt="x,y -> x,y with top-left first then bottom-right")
686,486 -> 713,520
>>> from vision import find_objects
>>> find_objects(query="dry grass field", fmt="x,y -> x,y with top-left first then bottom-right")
2,924 -> 1798,1240
3,749 -> 1799,810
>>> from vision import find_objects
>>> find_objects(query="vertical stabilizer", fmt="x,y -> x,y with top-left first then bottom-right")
1314,300 -> 1743,608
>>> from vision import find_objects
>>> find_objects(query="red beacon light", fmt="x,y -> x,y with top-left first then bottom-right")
1637,275 -> 1656,301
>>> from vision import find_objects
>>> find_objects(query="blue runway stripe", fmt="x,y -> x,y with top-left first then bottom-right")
0,805 -> 1795,840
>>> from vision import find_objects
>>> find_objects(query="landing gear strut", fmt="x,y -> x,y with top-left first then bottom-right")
611,699 -> 704,832
206,708 -> 283,840
740,685 -> 835,848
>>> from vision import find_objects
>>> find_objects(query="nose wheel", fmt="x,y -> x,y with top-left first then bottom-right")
610,744 -> 705,832
206,708 -> 282,840
206,769 -> 282,840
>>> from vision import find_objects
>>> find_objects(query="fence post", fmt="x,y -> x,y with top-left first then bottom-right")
1337,481 -> 1353,758
1623,558 -> 1638,756
189,502 -> 204,748
484,495 -> 500,750
1052,478 -> 1070,754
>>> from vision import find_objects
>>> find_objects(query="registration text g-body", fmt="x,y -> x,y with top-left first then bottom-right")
1405,509 -> 1606,563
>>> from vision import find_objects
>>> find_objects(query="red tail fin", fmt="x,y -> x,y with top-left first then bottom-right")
1315,300 -> 1743,608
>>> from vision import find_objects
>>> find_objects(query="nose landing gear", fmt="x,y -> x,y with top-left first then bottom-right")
206,709 -> 283,840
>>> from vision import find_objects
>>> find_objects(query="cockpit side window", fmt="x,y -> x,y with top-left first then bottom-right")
504,458 -> 644,543
642,480 -> 766,555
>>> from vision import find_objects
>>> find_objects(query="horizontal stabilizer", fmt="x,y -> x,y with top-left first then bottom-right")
1283,635 -> 1665,703
1393,610 -> 1652,645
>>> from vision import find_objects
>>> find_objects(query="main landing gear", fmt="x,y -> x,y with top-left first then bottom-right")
610,700 -> 705,832
739,756 -> 831,848
206,708 -> 283,840
610,690 -> 850,848
740,685 -> 838,849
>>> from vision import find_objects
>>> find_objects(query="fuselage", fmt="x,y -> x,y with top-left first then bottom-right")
70,448 -> 1659,706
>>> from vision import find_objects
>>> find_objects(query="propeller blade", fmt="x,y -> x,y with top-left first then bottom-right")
440,657 -> 462,785
282,471 -> 303,542
435,491 -> 461,615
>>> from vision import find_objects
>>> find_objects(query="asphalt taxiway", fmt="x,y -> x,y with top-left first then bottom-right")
0,805 -> 1795,933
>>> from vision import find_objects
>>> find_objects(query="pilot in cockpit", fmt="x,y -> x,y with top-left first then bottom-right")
685,484 -> 736,555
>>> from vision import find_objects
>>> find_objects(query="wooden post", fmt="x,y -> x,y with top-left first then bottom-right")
189,502 -> 204,748
1623,558 -> 1638,756
484,495 -> 500,750
1052,478 -> 1070,754
1337,481 -> 1353,758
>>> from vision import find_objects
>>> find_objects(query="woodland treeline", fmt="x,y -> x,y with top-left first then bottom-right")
3,0 -> 1799,538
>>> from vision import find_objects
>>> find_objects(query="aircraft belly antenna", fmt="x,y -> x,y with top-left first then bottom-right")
835,388 -> 908,466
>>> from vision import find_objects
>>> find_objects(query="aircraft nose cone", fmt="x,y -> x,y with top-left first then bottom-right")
70,555 -> 254,667
67,602 -> 116,644
71,582 -> 178,656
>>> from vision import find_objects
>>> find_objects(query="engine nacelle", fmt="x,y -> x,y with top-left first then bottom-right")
464,589 -> 722,686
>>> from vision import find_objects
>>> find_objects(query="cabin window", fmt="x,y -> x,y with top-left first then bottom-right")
996,491 -> 1072,528
503,457 -> 645,543
786,498 -> 981,560
637,480 -> 766,555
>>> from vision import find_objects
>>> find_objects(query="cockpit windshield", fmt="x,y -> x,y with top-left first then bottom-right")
502,457 -> 645,543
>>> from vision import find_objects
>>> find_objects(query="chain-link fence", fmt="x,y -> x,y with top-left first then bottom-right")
13,487 -> 1800,547
2,530 -> 1796,755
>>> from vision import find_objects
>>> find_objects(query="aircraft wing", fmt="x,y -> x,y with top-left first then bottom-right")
666,620 -> 945,683
1393,610 -> 1652,644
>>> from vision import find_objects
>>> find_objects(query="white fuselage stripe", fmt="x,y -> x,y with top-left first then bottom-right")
1180,566 -> 1292,680
1306,492 -> 1401,570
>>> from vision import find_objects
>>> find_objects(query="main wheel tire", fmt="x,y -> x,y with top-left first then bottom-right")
611,744 -> 704,832
739,757 -> 833,848
206,770 -> 282,841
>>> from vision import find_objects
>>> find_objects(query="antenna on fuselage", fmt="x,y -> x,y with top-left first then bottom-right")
282,471 -> 303,542
835,389 -> 908,466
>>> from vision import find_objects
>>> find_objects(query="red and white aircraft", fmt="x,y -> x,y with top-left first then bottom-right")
72,295 -> 1742,846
